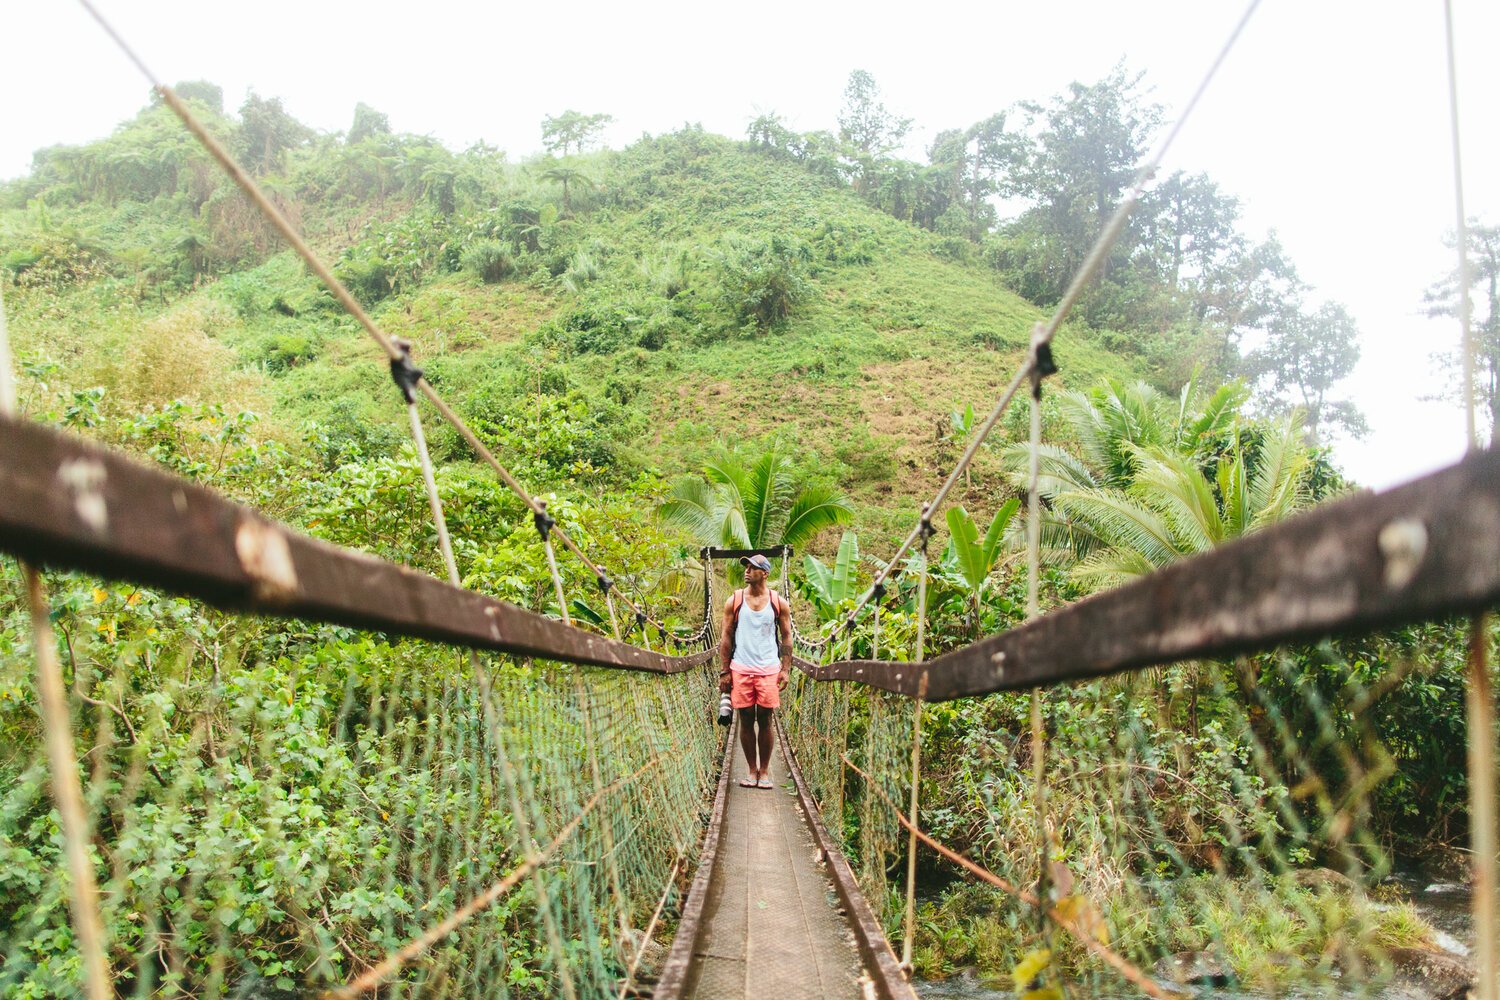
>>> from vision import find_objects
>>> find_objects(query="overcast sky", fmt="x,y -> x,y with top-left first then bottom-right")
6,1 -> 1497,490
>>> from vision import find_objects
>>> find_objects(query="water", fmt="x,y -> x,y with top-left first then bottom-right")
913,877 -> 1475,999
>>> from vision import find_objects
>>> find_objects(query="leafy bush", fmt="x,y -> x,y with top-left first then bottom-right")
460,239 -> 515,283
715,232 -> 812,332
2,232 -> 107,289
560,251 -> 601,293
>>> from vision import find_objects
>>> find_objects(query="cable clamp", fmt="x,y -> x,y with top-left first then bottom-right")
533,503 -> 556,540
918,505 -> 935,548
871,582 -> 887,602
597,573 -> 612,595
1030,335 -> 1058,401
389,338 -> 424,404
635,610 -> 646,630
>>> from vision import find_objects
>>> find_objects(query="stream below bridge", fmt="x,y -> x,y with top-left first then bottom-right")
913,876 -> 1475,1000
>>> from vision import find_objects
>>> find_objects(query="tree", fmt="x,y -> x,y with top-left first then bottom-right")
169,80 -> 224,113
540,165 -> 593,215
1139,170 -> 1240,292
996,66 -> 1161,305
658,445 -> 853,554
837,70 -> 911,156
237,92 -> 312,174
540,110 -> 614,156
837,70 -> 911,195
347,102 -> 391,145
1005,378 -> 1314,591
1425,222 -> 1500,444
1244,300 -> 1366,443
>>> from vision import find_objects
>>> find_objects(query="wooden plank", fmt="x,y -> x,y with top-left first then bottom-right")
654,722 -> 737,998
796,446 -> 1500,700
0,416 -> 711,674
777,716 -> 917,1000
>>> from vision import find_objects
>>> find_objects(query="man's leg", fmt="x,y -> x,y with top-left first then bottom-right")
756,706 -> 774,778
737,706 -> 761,779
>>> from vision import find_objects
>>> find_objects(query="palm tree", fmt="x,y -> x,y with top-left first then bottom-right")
1006,377 -> 1315,592
658,444 -> 853,556
540,166 -> 594,216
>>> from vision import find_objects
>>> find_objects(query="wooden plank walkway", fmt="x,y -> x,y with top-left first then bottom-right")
657,719 -> 915,1000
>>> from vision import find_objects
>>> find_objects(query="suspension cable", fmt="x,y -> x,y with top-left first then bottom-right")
2,288 -> 110,1000
75,0 -> 699,644
819,0 -> 1261,648
1444,3 -> 1497,995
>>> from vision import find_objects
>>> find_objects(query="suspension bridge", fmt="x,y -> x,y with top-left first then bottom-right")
2,2 -> 1497,997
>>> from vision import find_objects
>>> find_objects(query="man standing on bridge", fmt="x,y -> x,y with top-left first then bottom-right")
719,553 -> 793,789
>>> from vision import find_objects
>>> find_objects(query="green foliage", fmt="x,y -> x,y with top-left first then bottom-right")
540,110 -> 614,157
659,443 -> 853,552
801,531 -> 862,621
943,500 -> 1019,599
460,239 -> 516,283
714,232 -> 812,332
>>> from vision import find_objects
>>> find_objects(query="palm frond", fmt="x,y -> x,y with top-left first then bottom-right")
1128,446 -> 1222,553
1000,442 -> 1099,498
1186,381 -> 1250,445
721,506 -> 751,549
702,452 -> 750,524
1053,488 -> 1181,568
1071,545 -> 1161,592
1248,413 -> 1312,528
1218,448 -> 1249,538
741,446 -> 795,548
780,485 -> 854,549
657,478 -> 724,545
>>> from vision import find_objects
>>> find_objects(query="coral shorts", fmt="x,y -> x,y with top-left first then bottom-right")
730,670 -> 781,710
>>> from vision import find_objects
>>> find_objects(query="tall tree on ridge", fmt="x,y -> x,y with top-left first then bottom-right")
1245,300 -> 1367,444
541,110 -> 614,157
837,70 -> 911,195
1426,221 -> 1500,445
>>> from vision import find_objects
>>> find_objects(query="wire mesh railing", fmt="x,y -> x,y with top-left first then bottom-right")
783,622 -> 1493,996
0,557 -> 719,997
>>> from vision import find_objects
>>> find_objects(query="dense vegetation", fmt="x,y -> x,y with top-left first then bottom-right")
1,68 -> 1488,994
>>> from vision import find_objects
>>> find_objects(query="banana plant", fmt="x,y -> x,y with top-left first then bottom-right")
801,530 -> 861,622
941,499 -> 1020,631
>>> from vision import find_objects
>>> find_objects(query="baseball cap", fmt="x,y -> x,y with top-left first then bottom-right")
740,554 -> 772,572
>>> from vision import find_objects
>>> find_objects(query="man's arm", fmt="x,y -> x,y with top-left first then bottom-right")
776,599 -> 793,689
718,597 -> 736,692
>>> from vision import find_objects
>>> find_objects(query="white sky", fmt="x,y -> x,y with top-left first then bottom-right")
5,1 -> 1496,490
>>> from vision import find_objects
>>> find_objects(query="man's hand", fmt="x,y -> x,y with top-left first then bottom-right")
719,669 -> 733,694
777,667 -> 790,690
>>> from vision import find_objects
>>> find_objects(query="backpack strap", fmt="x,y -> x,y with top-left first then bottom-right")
727,589 -> 744,639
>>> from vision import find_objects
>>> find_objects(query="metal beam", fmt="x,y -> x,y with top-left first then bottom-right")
700,546 -> 792,561
797,447 -> 1500,700
0,416 -> 710,674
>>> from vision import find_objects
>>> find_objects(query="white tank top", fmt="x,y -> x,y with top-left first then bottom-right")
731,591 -> 781,674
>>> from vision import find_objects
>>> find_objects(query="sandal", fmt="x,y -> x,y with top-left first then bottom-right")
756,777 -> 774,790
739,777 -> 759,788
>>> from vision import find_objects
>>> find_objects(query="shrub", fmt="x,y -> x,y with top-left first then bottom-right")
560,251 -> 601,293
461,239 -> 515,283
715,232 -> 812,332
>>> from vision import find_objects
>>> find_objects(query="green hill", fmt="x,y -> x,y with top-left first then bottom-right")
2,107 -> 1151,554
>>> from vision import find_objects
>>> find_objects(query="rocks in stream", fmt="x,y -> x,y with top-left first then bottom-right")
617,928 -> 668,984
1387,946 -> 1475,1000
1152,951 -> 1235,987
